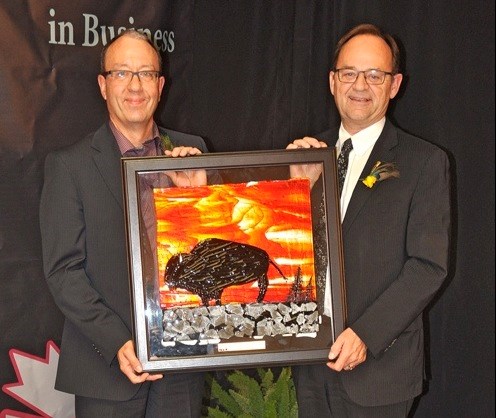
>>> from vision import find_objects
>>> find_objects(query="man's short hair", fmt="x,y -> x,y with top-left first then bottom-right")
100,29 -> 163,73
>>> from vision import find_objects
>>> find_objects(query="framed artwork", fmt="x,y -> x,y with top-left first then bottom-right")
122,148 -> 346,372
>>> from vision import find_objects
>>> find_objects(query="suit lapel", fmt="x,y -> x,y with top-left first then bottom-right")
91,123 -> 124,209
342,121 -> 398,234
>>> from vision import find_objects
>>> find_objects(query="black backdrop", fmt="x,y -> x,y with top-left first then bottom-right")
0,1 -> 494,416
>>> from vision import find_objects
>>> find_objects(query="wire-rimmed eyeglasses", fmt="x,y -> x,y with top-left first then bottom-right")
101,70 -> 161,83
334,68 -> 394,85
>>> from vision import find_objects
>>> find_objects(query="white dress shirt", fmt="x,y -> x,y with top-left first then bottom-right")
324,118 -> 386,316
337,118 -> 386,220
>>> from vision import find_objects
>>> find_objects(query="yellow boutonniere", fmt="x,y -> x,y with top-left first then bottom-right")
159,133 -> 174,152
361,161 -> 400,188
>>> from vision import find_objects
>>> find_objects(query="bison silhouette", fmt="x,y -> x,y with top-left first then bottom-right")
164,238 -> 286,306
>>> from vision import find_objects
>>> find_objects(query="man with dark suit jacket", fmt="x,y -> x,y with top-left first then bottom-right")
40,29 -> 206,417
288,24 -> 451,417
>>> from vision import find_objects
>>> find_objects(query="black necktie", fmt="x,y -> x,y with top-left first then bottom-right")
337,138 -> 353,195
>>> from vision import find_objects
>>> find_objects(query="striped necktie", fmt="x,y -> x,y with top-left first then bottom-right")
337,138 -> 353,195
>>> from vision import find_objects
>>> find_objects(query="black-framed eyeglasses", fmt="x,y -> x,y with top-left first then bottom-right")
334,68 -> 394,85
102,70 -> 161,83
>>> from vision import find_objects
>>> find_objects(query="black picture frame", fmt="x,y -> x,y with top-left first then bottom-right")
122,148 -> 346,372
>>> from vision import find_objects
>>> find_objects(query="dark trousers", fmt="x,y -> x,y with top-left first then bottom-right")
75,372 -> 205,418
292,364 -> 413,418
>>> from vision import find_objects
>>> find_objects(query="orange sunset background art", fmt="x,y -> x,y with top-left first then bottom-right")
154,178 -> 316,308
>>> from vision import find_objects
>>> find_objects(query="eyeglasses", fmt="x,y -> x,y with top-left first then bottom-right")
334,68 -> 394,85
102,70 -> 160,83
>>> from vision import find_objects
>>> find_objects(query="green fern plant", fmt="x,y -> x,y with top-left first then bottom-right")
205,367 -> 298,418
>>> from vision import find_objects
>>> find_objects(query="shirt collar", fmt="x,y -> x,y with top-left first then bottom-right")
338,118 -> 386,156
110,120 -> 161,156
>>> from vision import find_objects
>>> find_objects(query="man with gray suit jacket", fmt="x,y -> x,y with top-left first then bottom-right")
40,29 -> 206,417
288,23 -> 451,417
